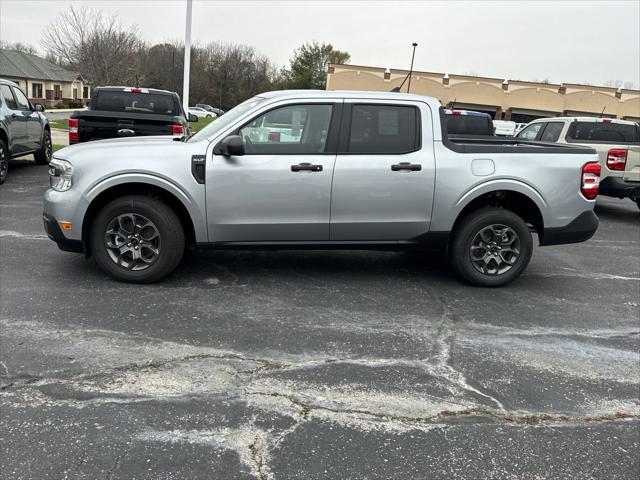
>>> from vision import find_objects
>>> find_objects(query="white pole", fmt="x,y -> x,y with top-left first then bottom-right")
182,0 -> 193,112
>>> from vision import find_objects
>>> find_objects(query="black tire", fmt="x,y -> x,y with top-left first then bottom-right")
0,138 -> 8,185
34,129 -> 52,165
450,208 -> 533,287
91,195 -> 185,283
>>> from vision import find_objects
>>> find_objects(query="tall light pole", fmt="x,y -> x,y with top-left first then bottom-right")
182,0 -> 193,112
406,42 -> 418,93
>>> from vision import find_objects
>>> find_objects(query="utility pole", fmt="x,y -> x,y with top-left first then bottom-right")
406,42 -> 418,93
182,0 -> 193,112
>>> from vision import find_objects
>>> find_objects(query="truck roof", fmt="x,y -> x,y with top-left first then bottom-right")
257,89 -> 443,108
531,116 -> 638,126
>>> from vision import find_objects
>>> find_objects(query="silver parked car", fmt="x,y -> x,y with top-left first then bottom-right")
0,78 -> 52,184
44,90 -> 600,286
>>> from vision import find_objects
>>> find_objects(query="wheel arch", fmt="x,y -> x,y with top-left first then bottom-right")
451,185 -> 546,244
82,181 -> 199,256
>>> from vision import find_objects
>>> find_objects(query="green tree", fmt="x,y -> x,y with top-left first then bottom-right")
280,41 -> 350,90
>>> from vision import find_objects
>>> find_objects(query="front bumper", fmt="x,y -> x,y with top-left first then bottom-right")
599,176 -> 640,200
43,213 -> 84,253
540,210 -> 599,246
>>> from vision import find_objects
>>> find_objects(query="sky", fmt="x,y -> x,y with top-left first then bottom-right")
1,0 -> 639,88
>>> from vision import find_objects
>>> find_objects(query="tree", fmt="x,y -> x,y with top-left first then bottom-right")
279,41 -> 350,90
41,5 -> 144,86
0,41 -> 39,55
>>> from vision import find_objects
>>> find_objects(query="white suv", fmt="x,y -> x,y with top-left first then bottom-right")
517,117 -> 640,209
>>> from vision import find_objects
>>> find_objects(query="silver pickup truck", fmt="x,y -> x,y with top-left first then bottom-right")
43,90 -> 600,286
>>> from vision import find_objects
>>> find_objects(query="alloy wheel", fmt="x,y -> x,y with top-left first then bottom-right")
104,213 -> 161,271
469,224 -> 521,275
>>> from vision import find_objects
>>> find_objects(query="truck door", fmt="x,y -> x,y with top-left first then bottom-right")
11,86 -> 41,151
0,84 -> 29,155
330,101 -> 436,241
207,101 -> 342,242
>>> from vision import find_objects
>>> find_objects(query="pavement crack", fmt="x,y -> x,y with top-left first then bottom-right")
105,437 -> 132,480
248,432 -> 273,480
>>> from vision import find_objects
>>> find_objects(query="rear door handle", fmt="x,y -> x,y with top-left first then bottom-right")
391,162 -> 421,172
291,163 -> 322,172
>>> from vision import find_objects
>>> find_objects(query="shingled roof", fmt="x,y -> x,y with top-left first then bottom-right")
0,49 -> 84,82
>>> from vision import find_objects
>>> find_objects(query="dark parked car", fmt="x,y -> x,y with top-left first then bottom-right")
195,103 -> 225,116
68,86 -> 197,144
0,78 -> 52,184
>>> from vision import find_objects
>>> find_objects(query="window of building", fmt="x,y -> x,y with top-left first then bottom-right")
12,87 -> 31,110
348,105 -> 419,154
0,85 -> 17,109
517,123 -> 544,141
54,84 -> 62,100
239,104 -> 333,154
32,83 -> 43,98
73,88 -> 78,99
539,122 -> 564,142
83,86 -> 89,99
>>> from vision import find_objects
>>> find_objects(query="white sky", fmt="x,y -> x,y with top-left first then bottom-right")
1,0 -> 639,87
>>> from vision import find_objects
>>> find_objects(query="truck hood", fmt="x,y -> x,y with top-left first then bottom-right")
53,136 -> 186,163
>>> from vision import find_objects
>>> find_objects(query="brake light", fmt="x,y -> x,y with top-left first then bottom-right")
172,124 -> 184,136
581,162 -> 601,200
606,148 -> 628,171
450,110 -> 462,116
69,118 -> 79,143
130,88 -> 142,93
601,119 -> 612,123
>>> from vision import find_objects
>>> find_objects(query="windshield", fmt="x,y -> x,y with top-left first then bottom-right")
188,96 -> 266,142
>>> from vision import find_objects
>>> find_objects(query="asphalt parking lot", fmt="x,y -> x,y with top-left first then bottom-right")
1,158 -> 639,479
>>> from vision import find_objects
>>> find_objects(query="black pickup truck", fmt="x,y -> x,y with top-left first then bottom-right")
69,87 -> 196,144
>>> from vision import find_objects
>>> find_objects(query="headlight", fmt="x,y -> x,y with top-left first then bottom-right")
49,158 -> 73,191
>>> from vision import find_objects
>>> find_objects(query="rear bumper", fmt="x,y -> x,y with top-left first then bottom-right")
43,213 -> 84,253
540,210 -> 599,246
599,176 -> 640,200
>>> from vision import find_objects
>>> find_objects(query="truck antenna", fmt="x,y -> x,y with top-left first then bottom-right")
599,105 -> 606,117
450,98 -> 457,110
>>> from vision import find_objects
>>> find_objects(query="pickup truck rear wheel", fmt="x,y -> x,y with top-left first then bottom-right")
91,195 -> 185,283
450,208 -> 533,287
34,129 -> 52,165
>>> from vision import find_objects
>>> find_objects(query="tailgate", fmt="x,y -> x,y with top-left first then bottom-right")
77,111 -> 178,142
623,144 -> 640,182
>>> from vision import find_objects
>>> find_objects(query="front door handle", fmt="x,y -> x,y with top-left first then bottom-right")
391,162 -> 421,172
291,163 -> 322,172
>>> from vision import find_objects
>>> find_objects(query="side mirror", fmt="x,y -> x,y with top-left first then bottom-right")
220,135 -> 245,157
34,103 -> 46,112
188,113 -> 198,122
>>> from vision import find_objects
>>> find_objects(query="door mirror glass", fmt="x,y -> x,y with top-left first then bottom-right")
220,135 -> 245,157
35,103 -> 46,112
188,113 -> 198,122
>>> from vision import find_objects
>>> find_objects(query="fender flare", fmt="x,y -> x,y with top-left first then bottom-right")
84,172 -> 208,242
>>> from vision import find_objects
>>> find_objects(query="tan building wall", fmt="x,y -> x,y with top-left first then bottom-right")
327,64 -> 640,122
2,76 -> 90,106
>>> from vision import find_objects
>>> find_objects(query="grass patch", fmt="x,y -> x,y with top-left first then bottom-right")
190,116 -> 215,133
49,119 -> 68,130
53,144 -> 66,152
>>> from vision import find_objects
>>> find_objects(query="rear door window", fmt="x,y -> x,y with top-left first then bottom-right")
94,91 -> 180,115
566,122 -> 639,144
446,115 -> 492,136
348,105 -> 419,154
517,123 -> 544,140
539,122 -> 564,142
0,85 -> 18,110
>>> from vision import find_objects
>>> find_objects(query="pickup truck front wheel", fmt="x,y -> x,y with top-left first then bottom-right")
91,195 -> 185,283
450,208 -> 533,287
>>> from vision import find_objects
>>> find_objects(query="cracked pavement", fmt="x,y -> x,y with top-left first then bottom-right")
1,160 -> 639,479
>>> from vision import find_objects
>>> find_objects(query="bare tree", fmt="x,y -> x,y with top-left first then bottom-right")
0,41 -> 39,55
41,5 -> 144,85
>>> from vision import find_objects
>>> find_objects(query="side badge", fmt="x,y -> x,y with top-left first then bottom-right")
191,155 -> 206,184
